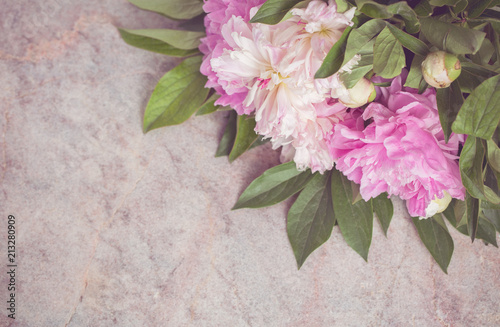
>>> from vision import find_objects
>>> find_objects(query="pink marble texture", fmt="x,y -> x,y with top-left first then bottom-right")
0,1 -> 499,326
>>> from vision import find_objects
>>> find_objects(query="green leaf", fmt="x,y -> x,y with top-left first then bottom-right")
487,139 -> 500,173
404,54 -> 425,88
249,0 -> 302,24
442,199 -> 460,227
315,26 -> 352,78
420,17 -> 486,55
215,111 -> 237,157
452,74 -> 500,139
372,193 -> 393,237
118,28 -> 202,57
386,24 -> 429,56
127,0 -> 204,20
459,136 -> 488,200
228,115 -> 258,162
387,2 -> 421,34
436,80 -> 464,142
414,0 -> 434,17
457,61 -> 498,93
465,193 -> 481,241
287,172 -> 335,268
233,162 -> 314,209
355,0 -> 393,19
340,45 -> 374,88
331,169 -> 373,261
412,215 -> 454,273
373,26 -> 406,78
342,19 -> 385,67
196,93 -> 220,116
483,207 -> 500,231
143,56 -> 208,132
477,215 -> 498,246
429,0 -> 461,5
468,0 -> 495,18
335,0 -> 351,12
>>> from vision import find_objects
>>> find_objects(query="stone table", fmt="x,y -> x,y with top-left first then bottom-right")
1,1 -> 499,326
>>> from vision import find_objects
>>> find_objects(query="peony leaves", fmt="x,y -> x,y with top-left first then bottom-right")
228,115 -> 259,162
331,169 -> 373,261
118,28 -> 203,57
287,173 -> 335,268
233,162 -> 314,209
127,0 -> 204,20
436,80 -> 463,143
249,0 -> 303,24
373,26 -> 406,79
315,26 -> 352,78
412,215 -> 454,273
143,56 -> 209,132
372,193 -> 394,237
452,74 -> 500,140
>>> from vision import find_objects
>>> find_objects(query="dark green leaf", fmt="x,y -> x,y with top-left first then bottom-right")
331,169 -> 373,261
386,24 -> 429,56
249,0 -> 302,24
215,111 -> 237,157
483,207 -> 500,231
453,0 -> 469,13
228,115 -> 258,162
459,136 -> 489,200
429,0 -> 461,5
404,54 -> 425,88
373,26 -> 406,78
355,0 -> 392,18
414,0 -> 434,17
465,193 -> 481,241
287,172 -> 335,268
372,193 -> 393,236
118,28 -> 202,57
315,26 -> 352,78
420,17 -> 486,55
468,0 -> 495,18
442,199 -> 460,227
436,80 -> 464,142
457,61 -> 498,93
233,161 -> 314,209
412,215 -> 454,273
143,56 -> 208,132
487,139 -> 500,174
127,0 -> 204,20
471,38 -> 495,66
196,93 -> 220,116
452,74 -> 500,139
342,19 -> 385,67
387,2 -> 421,34
477,215 -> 498,246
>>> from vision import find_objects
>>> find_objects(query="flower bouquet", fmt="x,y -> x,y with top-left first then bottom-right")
119,0 -> 500,272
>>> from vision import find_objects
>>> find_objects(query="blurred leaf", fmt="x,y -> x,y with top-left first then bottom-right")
335,0 -> 351,12
127,0 -> 204,19
429,0 -> 461,5
249,0 -> 302,24
118,28 -> 202,56
452,74 -> 500,140
468,0 -> 495,18
228,115 -> 258,162
355,0 -> 392,18
372,193 -> 393,236
457,61 -> 498,93
414,0 -> 434,17
420,17 -> 486,55
233,161 -> 314,209
459,136 -> 489,200
477,215 -> 498,246
331,169 -> 373,261
287,172 -> 335,268
471,38 -> 495,66
412,215 -> 454,273
315,26 -> 352,78
436,81 -> 464,142
373,26 -> 406,78
143,56 -> 208,132
215,111 -> 237,157
487,139 -> 500,173
483,206 -> 500,231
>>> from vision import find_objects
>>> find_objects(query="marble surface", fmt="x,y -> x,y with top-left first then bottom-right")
1,1 -> 499,326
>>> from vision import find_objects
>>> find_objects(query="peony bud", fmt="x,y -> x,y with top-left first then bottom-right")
338,78 -> 376,108
421,51 -> 461,88
423,190 -> 452,219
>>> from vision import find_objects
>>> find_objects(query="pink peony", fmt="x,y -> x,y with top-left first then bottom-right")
200,0 -> 355,173
329,71 -> 465,217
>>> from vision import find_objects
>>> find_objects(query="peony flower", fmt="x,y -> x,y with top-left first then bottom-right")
329,71 -> 465,217
200,0 -> 356,173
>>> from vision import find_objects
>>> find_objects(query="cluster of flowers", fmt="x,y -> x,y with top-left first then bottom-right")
199,0 -> 465,218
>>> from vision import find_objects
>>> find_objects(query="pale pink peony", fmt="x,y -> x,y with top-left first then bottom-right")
200,0 -> 355,172
329,71 -> 465,217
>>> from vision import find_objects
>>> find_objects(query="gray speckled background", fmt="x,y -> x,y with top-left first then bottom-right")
1,1 -> 499,326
